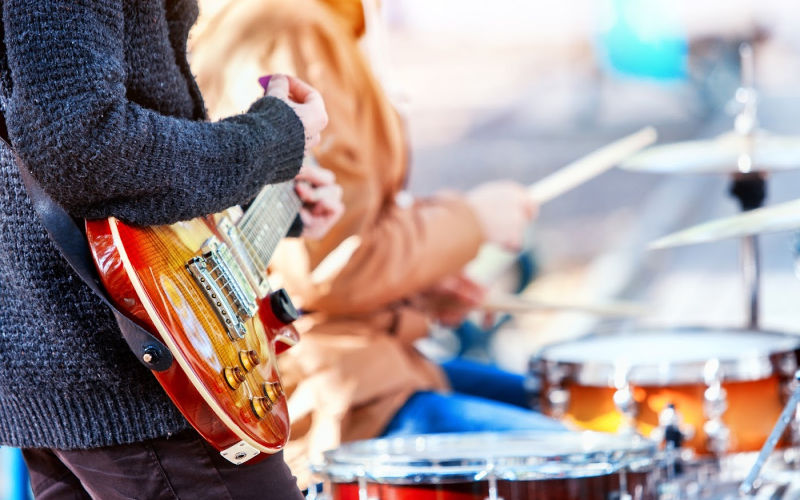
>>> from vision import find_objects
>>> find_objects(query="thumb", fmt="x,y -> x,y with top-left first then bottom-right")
265,74 -> 289,99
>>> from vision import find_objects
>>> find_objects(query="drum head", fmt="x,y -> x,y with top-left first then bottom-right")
315,431 -> 655,484
536,327 -> 800,385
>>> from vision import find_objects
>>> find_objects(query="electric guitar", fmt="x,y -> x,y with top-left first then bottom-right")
85,181 -> 302,464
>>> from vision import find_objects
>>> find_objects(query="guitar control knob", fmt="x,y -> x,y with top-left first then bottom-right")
270,288 -> 299,324
250,396 -> 273,419
239,350 -> 261,372
263,381 -> 283,403
223,366 -> 246,390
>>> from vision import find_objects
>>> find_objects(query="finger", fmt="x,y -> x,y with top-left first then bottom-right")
310,185 -> 344,215
523,198 -> 538,220
294,181 -> 319,203
286,76 -> 317,103
296,164 -> 336,186
265,74 -> 289,99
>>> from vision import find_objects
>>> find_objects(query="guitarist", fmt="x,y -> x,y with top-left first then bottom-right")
0,1 -> 341,499
192,0 -> 565,489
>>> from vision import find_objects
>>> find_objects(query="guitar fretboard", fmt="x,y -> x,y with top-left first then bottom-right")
236,181 -> 301,271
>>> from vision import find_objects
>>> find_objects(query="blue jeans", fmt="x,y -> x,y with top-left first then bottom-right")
381,358 -> 565,436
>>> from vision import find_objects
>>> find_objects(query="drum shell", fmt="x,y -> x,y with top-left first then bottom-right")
328,470 -> 656,500
316,431 -> 659,500
539,375 -> 788,455
532,328 -> 800,456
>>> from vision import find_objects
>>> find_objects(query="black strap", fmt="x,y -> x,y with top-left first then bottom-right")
0,126 -> 173,371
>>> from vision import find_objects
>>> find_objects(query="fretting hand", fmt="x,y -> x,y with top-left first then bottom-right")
294,163 -> 344,240
262,74 -> 328,151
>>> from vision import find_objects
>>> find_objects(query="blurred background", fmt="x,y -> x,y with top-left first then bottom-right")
374,0 -> 800,373
6,0 -> 800,497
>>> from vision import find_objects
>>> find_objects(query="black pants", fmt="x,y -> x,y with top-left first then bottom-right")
21,429 -> 304,500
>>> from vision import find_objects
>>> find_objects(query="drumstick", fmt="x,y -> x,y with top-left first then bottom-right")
528,126 -> 657,204
481,293 -> 648,317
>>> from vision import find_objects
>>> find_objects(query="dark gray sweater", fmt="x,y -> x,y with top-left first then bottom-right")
0,0 -> 305,448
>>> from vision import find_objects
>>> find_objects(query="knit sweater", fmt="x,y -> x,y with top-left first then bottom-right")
0,0 -> 305,449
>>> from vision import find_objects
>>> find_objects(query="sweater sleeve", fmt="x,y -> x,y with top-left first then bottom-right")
3,0 -> 305,226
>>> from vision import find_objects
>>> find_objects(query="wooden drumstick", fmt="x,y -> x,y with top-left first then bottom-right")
481,293 -> 648,317
528,126 -> 658,204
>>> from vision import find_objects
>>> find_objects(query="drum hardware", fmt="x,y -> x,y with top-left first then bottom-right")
613,367 -> 639,436
740,370 -> 800,496
312,431 -> 660,500
630,44 -> 800,329
523,360 -> 543,411
544,363 -> 570,419
729,173 -> 766,330
482,459 -> 503,500
702,360 -> 731,456
356,468 -> 377,500
651,404 -> 693,479
533,328 -> 800,459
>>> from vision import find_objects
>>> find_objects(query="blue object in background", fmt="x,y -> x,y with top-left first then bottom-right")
381,358 -> 564,436
597,0 -> 688,81
0,447 -> 31,500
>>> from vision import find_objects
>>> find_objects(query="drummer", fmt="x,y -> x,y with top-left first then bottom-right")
190,0 -> 564,487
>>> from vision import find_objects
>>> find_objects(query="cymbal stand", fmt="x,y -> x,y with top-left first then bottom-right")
729,173 -> 765,329
728,43 -> 765,330
740,370 -> 800,495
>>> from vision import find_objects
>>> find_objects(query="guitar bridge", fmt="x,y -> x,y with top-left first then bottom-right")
186,237 -> 258,340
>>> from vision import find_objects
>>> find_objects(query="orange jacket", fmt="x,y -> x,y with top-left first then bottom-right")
191,0 -> 484,483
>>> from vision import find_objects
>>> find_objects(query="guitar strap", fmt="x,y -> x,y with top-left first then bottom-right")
0,116 -> 174,372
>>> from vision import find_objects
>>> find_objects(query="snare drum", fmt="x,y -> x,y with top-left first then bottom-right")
312,431 -> 658,500
532,328 -> 800,456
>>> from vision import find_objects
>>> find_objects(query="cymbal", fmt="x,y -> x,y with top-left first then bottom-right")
650,198 -> 800,249
620,131 -> 800,174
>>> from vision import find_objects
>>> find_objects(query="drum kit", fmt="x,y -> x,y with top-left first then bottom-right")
308,45 -> 800,499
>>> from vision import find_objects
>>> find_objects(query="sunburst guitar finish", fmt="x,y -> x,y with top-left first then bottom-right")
85,182 -> 302,464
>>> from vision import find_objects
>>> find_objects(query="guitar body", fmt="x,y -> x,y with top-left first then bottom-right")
85,205 -> 300,463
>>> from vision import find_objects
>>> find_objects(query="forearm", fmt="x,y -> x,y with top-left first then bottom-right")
312,195 -> 484,314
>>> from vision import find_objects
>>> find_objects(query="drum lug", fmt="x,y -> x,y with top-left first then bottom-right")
483,461 -> 505,500
609,468 -> 633,500
613,368 -> 638,435
526,356 -> 544,410
703,359 -> 730,455
544,362 -> 570,418
650,403 -> 693,481
356,470 -> 378,500
547,388 -> 570,418
781,375 -> 800,449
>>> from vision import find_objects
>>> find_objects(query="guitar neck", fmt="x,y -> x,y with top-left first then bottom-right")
236,181 -> 301,269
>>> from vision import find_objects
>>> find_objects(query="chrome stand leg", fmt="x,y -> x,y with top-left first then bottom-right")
741,370 -> 800,495
741,234 -> 761,329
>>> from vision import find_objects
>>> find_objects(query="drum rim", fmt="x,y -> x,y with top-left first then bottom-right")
531,326 -> 800,386
312,431 -> 657,484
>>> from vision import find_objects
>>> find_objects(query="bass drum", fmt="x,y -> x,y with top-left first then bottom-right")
312,431 -> 658,500
531,328 -> 800,456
